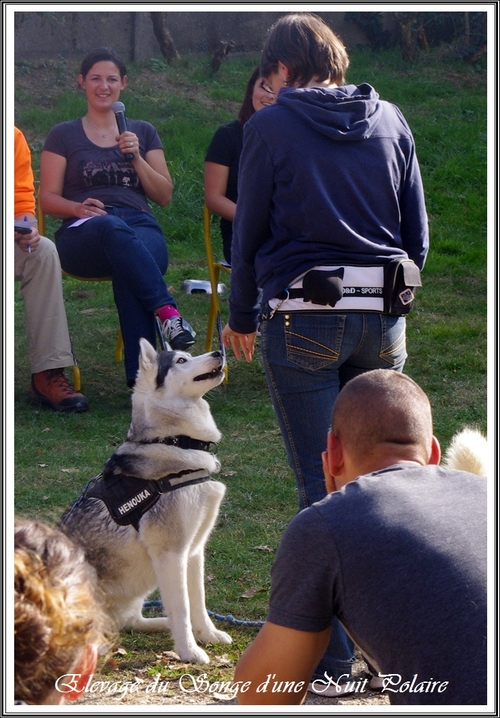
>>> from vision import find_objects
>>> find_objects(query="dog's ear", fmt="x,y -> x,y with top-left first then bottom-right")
139,338 -> 158,371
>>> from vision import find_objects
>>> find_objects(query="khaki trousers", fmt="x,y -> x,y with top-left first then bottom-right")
15,236 -> 74,374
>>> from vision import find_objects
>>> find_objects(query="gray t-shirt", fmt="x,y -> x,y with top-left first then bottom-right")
268,464 -> 487,705
43,118 -> 163,213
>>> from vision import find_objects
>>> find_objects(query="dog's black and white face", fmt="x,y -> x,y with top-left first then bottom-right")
137,339 -> 225,400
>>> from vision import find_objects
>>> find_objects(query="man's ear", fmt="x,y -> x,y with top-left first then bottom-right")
327,430 -> 344,475
64,645 -> 98,702
428,435 -> 441,465
324,430 -> 346,492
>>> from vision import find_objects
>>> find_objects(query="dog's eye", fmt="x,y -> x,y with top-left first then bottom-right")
176,357 -> 187,364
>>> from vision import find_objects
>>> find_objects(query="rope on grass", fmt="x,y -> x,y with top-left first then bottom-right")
143,599 -> 264,628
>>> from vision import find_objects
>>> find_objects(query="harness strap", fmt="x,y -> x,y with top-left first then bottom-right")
75,469 -> 211,532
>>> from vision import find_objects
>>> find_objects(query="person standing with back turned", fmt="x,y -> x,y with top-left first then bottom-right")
222,13 -> 429,691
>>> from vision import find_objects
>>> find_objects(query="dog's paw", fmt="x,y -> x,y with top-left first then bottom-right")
197,627 -> 232,645
213,629 -> 232,645
178,644 -> 210,664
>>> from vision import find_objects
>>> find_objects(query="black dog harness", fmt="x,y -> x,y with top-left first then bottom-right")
63,435 -> 217,531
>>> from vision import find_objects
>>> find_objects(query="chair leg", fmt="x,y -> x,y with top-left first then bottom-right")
71,364 -> 82,391
71,365 -> 81,392
115,330 -> 123,363
205,267 -> 221,352
156,316 -> 168,351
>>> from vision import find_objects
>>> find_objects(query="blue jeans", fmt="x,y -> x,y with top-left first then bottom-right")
56,208 -> 175,385
260,309 -> 407,679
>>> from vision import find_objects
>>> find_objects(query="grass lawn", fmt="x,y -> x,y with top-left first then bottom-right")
13,47 -> 487,698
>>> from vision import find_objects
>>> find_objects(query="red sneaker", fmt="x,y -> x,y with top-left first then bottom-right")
28,369 -> 89,412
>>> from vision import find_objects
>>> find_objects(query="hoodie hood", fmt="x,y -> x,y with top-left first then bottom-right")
277,83 -> 383,141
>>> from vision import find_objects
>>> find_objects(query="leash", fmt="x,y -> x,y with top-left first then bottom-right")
143,599 -> 264,628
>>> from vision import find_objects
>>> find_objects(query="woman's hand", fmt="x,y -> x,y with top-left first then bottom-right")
80,198 -> 107,218
222,323 -> 256,363
117,131 -> 140,161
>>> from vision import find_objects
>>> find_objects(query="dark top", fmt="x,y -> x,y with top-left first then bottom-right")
230,83 -> 429,333
205,119 -> 243,264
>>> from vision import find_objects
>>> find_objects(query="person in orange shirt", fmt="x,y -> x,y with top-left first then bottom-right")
14,126 -> 88,411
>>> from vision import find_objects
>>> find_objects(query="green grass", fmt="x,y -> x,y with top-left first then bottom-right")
14,48 -> 487,689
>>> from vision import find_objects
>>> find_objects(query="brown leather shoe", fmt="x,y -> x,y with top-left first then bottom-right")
28,369 -> 89,412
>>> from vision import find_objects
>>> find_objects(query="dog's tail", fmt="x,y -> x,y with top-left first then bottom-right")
441,427 -> 488,477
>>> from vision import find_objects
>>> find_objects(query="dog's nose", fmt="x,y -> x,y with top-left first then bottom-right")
211,351 -> 222,359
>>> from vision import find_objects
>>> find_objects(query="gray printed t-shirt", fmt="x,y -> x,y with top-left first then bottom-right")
43,118 -> 163,214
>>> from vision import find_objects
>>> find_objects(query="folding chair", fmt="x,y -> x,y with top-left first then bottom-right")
37,206 -> 124,390
204,204 -> 231,352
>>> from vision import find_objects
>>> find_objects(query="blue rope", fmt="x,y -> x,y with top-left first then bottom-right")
143,599 -> 264,628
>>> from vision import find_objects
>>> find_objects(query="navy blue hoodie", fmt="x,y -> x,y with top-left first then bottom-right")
229,83 -> 429,333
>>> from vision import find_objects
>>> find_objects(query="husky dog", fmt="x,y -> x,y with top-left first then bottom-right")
60,339 -> 231,664
442,427 -> 488,477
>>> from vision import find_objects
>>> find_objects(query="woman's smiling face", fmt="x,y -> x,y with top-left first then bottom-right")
79,60 -> 127,111
252,77 -> 276,112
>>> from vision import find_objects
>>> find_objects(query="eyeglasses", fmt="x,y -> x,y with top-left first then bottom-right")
260,79 -> 275,95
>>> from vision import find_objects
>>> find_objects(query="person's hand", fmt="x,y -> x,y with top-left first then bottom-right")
79,198 -> 107,218
222,324 -> 256,363
14,226 -> 41,253
117,131 -> 140,161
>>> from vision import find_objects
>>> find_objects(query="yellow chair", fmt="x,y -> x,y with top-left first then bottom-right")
204,204 -> 231,352
37,207 -> 124,391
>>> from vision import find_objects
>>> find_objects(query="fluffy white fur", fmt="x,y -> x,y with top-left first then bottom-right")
441,427 -> 488,477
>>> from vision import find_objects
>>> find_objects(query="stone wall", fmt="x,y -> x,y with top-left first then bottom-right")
14,10 -> 369,63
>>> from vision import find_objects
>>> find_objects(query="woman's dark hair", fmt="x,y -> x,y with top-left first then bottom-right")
238,66 -> 261,125
260,13 -> 349,88
80,47 -> 127,79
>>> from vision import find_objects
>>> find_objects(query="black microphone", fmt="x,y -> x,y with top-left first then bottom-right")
112,101 -> 134,160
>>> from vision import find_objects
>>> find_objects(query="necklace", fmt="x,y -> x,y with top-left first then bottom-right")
84,116 -> 115,139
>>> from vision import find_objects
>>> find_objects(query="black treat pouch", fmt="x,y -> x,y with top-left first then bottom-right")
302,268 -> 345,307
384,258 -> 422,315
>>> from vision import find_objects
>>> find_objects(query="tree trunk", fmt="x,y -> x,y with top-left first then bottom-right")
210,40 -> 235,73
395,12 -> 418,62
150,12 -> 180,63
464,11 -> 470,46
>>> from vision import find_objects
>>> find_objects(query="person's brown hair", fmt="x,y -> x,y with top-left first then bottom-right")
80,47 -> 127,79
260,13 -> 349,88
238,66 -> 261,125
14,520 -> 110,704
332,370 -> 434,462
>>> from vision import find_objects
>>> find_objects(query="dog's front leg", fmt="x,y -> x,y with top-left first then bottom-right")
188,548 -> 232,646
151,550 -> 211,664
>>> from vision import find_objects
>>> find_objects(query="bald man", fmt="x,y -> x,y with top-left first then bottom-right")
234,370 -> 487,705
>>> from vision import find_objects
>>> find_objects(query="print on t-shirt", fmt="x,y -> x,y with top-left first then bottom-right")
82,160 -> 140,190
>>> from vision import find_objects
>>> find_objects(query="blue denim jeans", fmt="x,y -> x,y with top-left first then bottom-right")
56,208 -> 175,385
260,309 -> 407,679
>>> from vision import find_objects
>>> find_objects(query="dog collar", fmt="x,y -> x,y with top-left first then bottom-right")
139,435 -> 218,454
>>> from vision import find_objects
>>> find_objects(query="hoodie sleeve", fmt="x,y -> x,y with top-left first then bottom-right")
400,150 -> 429,270
229,121 -> 274,333
393,108 -> 429,270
